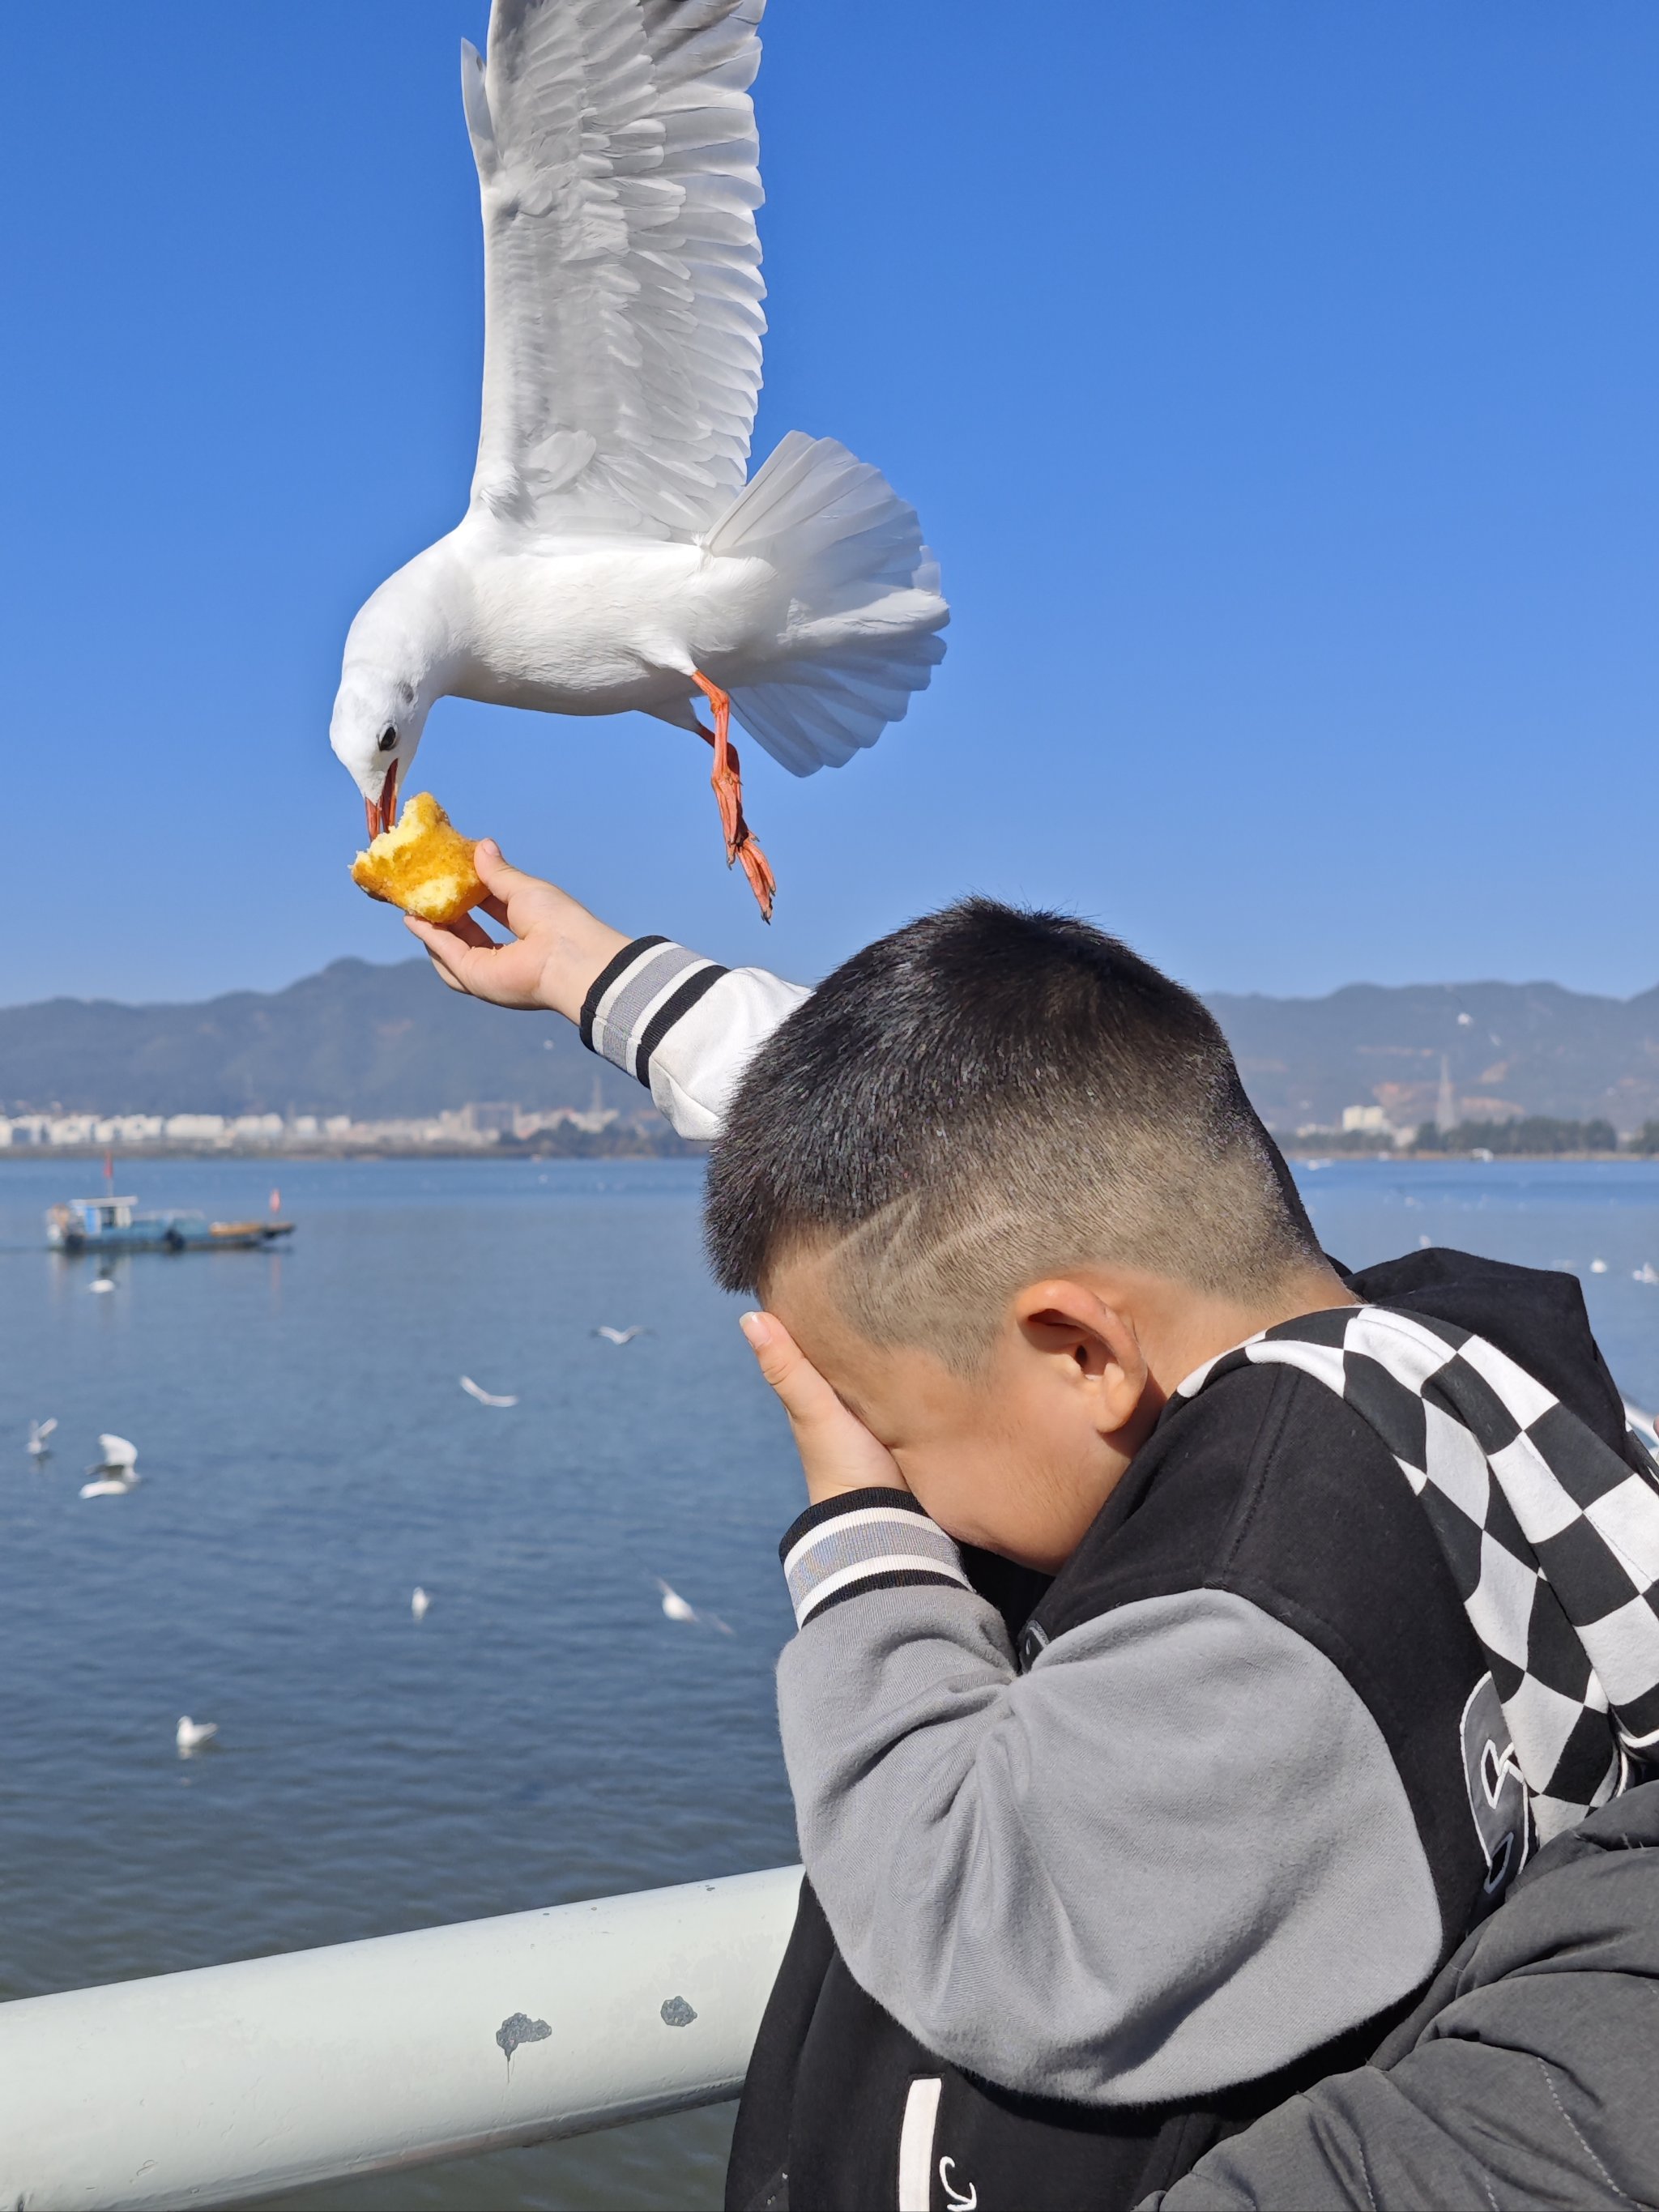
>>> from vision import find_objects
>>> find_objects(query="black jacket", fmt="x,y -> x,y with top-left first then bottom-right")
1151,1776 -> 1659,2210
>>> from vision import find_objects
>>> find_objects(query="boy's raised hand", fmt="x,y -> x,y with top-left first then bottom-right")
740,1313 -> 910,1505
402,842 -> 630,1024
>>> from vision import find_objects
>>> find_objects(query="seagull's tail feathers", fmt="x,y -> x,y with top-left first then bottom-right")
705,432 -> 948,776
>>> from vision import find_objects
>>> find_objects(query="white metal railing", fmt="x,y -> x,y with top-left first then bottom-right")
0,1864 -> 802,2212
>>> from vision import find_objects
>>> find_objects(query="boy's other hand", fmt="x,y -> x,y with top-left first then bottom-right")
402,842 -> 630,1025
740,1313 -> 910,1504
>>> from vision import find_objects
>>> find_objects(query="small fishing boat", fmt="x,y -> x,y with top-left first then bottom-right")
45,1196 -> 295,1254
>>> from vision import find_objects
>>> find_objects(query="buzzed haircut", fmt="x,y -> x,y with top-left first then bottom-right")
703,899 -> 1321,1370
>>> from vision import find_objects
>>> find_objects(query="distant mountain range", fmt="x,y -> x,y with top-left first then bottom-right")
0,959 -> 642,1121
1209,979 -> 1659,1135
6,960 -> 1659,1135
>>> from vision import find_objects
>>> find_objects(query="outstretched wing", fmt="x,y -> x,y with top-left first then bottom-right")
463,0 -> 766,540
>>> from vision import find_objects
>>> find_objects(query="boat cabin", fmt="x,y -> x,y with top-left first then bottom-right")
56,1197 -> 139,1237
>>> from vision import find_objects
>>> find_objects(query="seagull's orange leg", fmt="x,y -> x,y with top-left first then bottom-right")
692,671 -> 776,923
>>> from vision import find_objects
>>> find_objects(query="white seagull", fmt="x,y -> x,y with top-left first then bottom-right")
28,1418 -> 58,1458
595,1325 -> 645,1346
330,0 -> 947,920
176,1716 -> 218,1754
80,1433 -> 141,1499
460,1375 -> 519,1408
87,1276 -> 117,1295
655,1575 -> 733,1634
412,1585 -> 433,1619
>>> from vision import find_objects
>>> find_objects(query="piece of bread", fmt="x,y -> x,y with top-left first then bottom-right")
351,792 -> 486,926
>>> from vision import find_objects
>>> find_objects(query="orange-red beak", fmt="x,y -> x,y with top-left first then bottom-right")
364,761 -> 399,842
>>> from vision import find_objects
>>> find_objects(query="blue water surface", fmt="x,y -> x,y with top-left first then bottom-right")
0,1156 -> 799,2211
4,1153 -> 1659,2207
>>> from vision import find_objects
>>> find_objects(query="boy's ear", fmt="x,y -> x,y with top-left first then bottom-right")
1011,1279 -> 1156,1438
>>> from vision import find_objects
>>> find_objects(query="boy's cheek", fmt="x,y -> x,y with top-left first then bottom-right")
906,1443 -> 1131,1573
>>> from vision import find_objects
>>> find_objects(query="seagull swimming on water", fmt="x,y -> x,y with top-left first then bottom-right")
412,1586 -> 432,1620
330,0 -> 948,921
460,1375 -> 518,1408
176,1716 -> 218,1754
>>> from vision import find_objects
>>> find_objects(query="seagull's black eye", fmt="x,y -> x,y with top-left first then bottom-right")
377,726 -> 398,753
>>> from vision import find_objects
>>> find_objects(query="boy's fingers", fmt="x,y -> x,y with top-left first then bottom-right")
740,1315 -> 850,1426
473,839 -> 539,901
441,913 -> 501,951
740,1312 -> 908,1501
403,914 -> 504,995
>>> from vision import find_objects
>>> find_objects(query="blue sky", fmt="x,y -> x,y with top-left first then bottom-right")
7,2 -> 1659,1008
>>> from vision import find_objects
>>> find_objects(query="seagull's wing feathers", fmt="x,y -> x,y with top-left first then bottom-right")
466,0 -> 765,541
98,1434 -> 138,1468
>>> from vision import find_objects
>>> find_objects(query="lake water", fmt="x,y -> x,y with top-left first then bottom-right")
5,1153 -> 1659,2209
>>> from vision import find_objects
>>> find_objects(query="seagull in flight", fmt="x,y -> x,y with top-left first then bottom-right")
460,1375 -> 518,1407
330,0 -> 947,920
595,1325 -> 645,1346
80,1433 -> 141,1499
655,1575 -> 732,1634
28,1418 -> 57,1459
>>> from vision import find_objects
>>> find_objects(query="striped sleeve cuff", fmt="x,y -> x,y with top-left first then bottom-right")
579,936 -> 730,1089
779,1490 -> 970,1628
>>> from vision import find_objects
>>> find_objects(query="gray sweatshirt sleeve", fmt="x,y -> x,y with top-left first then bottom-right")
777,1493 -> 1444,2108
578,936 -> 809,1139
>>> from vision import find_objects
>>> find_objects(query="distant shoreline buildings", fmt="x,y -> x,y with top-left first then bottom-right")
0,1099 -> 680,1155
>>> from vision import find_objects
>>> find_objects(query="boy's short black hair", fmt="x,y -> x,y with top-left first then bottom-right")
704,899 -> 1320,1368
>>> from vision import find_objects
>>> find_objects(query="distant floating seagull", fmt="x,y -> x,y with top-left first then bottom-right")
87,1276 -> 116,1294
654,1576 -> 733,1635
80,1434 -> 141,1498
176,1716 -> 218,1754
460,1375 -> 518,1408
28,1418 -> 57,1458
329,0 -> 948,920
595,1326 -> 645,1347
412,1586 -> 432,1620
1591,1259 -> 1610,1274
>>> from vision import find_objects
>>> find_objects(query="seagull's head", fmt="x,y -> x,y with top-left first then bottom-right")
331,663 -> 433,843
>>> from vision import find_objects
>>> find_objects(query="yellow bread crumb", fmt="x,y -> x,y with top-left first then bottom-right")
351,793 -> 486,926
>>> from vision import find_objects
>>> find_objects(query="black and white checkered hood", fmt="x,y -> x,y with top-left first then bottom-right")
1177,1303 -> 1659,1842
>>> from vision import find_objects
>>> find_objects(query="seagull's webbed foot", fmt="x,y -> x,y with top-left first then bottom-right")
692,671 -> 775,923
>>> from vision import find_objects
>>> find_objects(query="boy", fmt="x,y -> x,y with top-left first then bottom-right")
412,850 -> 1659,2211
